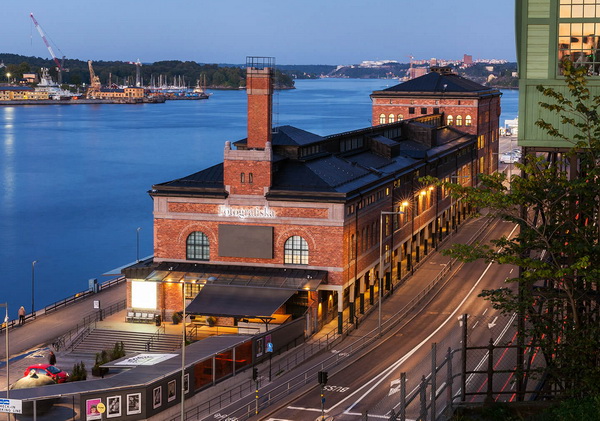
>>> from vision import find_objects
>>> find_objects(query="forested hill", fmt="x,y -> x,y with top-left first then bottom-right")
0,54 -> 295,89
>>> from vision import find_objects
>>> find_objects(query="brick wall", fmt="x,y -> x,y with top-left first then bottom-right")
246,68 -> 273,149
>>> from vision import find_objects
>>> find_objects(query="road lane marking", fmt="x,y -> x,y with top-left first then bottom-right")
344,224 -> 520,415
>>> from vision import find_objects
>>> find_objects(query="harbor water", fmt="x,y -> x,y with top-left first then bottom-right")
0,79 -> 518,318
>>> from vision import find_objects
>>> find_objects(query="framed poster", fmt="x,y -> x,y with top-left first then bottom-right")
153,386 -> 162,409
184,373 -> 189,394
256,337 -> 264,357
86,398 -> 102,421
126,393 -> 141,415
167,380 -> 176,402
106,395 -> 121,418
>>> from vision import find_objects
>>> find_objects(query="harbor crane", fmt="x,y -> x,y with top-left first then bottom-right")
127,59 -> 143,87
87,60 -> 101,98
30,13 -> 69,84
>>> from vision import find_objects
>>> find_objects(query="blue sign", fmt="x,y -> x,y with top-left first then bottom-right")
266,342 -> 273,353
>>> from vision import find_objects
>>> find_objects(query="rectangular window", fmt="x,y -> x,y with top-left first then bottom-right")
558,3 -> 600,75
433,107 -> 440,114
408,107 -> 415,115
421,107 -> 427,114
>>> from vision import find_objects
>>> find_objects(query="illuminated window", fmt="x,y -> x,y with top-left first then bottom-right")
388,114 -> 395,123
447,115 -> 454,125
398,114 -> 404,121
187,232 -> 210,261
558,1 -> 600,75
465,115 -> 472,126
284,236 -> 308,265
379,114 -> 386,124
456,115 -> 463,126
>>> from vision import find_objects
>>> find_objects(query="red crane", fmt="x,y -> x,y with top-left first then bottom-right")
30,13 -> 68,84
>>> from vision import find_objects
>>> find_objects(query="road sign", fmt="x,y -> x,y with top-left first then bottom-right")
266,342 -> 273,353
0,398 -> 22,414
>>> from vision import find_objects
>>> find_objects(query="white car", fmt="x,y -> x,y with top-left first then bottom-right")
499,152 -> 519,164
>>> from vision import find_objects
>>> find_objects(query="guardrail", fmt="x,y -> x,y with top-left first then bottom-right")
50,299 -> 127,352
0,276 -> 126,335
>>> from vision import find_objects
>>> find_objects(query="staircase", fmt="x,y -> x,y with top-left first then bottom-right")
72,329 -> 182,355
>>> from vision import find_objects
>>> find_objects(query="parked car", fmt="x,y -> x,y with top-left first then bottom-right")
24,364 -> 69,383
499,152 -> 520,164
511,148 -> 522,158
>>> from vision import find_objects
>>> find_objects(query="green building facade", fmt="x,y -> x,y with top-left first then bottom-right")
517,0 -> 600,149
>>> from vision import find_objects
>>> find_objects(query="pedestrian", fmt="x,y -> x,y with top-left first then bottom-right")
18,306 -> 26,325
48,351 -> 56,365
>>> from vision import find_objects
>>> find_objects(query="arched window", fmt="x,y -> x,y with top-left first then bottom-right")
397,114 -> 404,121
388,114 -> 395,123
187,232 -> 209,261
379,114 -> 386,124
248,173 -> 253,183
447,115 -> 454,126
465,115 -> 472,126
284,236 -> 309,265
456,115 -> 463,126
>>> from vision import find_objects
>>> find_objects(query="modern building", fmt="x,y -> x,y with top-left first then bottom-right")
371,67 -> 502,176
516,0 -> 600,150
125,58 -> 492,335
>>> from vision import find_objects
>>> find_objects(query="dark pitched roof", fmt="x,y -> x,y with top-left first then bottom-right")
380,71 -> 491,94
234,125 -> 324,148
152,163 -> 224,192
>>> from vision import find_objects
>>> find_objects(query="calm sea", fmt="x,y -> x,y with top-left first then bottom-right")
0,79 -> 518,318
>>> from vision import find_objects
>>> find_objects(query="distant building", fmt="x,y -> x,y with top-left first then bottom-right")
21,73 -> 38,84
124,58 -> 487,335
370,66 -> 502,176
516,0 -> 600,150
463,54 -> 473,66
93,87 -> 145,100
408,67 -> 428,80
0,86 -> 49,100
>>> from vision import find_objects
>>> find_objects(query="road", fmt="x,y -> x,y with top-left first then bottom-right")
266,220 -> 520,421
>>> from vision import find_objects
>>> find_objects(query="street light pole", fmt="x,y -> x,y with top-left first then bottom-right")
1,303 -> 9,404
31,260 -> 38,316
379,211 -> 404,337
136,227 -> 141,263
181,281 -> 186,421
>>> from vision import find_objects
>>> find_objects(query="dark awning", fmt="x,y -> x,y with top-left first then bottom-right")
186,284 -> 296,318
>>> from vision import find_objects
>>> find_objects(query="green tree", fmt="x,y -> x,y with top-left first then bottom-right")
437,60 -> 600,398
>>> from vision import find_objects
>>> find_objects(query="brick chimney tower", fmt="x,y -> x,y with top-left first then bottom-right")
223,57 -> 274,196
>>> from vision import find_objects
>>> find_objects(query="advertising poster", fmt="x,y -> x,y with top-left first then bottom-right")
126,393 -> 141,415
106,396 -> 121,418
86,398 -> 102,420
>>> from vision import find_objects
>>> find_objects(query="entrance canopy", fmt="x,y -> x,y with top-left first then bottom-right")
142,262 -> 325,291
185,284 -> 296,318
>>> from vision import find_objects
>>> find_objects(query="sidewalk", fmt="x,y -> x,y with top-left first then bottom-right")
0,282 -> 127,390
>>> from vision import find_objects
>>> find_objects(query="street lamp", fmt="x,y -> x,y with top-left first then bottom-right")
136,227 -> 141,263
1,303 -> 9,403
6,73 -> 10,85
379,210 -> 404,337
31,261 -> 38,316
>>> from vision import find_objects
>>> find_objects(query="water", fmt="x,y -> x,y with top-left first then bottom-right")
0,79 -> 518,318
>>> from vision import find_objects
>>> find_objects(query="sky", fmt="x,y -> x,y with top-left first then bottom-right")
3,0 -> 516,65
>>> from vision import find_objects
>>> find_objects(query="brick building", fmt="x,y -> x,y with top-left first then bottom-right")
125,58 -> 491,335
371,67 -> 501,176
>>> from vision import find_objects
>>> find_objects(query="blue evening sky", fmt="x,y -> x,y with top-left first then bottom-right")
4,0 -> 516,65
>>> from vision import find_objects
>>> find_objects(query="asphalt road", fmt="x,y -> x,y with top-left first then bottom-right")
266,220 -> 521,421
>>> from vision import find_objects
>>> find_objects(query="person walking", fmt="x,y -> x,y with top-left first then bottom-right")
48,351 -> 56,365
18,306 -> 26,325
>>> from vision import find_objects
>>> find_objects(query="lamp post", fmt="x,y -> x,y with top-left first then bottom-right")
1,303 -> 9,404
379,211 -> 404,337
31,260 -> 38,316
136,227 -> 141,263
180,280 -> 186,421
6,73 -> 10,85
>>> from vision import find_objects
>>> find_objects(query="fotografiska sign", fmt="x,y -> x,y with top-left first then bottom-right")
218,205 -> 276,219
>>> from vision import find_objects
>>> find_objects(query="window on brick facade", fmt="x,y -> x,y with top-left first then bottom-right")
187,232 -> 210,261
465,115 -> 472,126
248,173 -> 253,183
388,114 -> 395,123
379,114 -> 386,124
433,108 -> 440,114
397,114 -> 404,121
420,107 -> 427,114
240,173 -> 245,183
447,115 -> 454,125
284,236 -> 309,265
408,107 -> 415,115
456,115 -> 463,126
